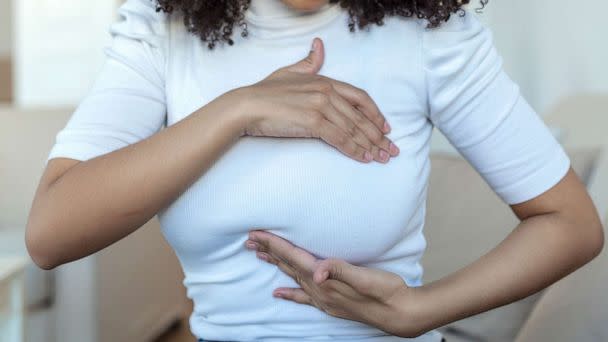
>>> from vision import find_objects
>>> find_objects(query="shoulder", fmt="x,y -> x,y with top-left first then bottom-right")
420,9 -> 491,49
375,8 -> 490,58
110,0 -> 184,48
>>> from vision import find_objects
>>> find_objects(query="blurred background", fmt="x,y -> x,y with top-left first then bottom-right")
1,1 -> 607,342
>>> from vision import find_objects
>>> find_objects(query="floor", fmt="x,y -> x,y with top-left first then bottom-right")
155,299 -> 197,342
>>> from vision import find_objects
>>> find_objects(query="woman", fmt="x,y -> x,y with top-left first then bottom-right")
26,0 -> 604,341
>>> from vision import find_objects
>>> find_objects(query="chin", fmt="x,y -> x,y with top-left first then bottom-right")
281,0 -> 331,12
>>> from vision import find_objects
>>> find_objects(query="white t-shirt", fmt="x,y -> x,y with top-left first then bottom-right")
46,0 -> 571,341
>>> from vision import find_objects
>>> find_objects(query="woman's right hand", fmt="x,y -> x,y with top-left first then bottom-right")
234,37 -> 399,163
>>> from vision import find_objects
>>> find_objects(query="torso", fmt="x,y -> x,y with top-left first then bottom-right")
157,4 -> 442,341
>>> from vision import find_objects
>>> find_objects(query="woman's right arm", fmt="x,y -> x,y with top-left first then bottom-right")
26,88 -> 249,270
26,35 -> 396,270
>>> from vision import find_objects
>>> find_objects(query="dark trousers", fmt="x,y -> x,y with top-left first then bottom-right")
200,338 -> 447,341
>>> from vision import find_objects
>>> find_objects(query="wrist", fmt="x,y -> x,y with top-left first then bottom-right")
220,86 -> 259,137
386,284 -> 433,338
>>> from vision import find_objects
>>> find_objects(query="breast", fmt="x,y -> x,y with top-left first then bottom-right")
160,15 -> 432,264
159,127 -> 432,265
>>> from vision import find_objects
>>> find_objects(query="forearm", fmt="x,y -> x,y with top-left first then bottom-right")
27,88 -> 249,269
403,212 -> 603,337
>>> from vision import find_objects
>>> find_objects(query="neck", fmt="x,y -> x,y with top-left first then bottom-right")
248,0 -> 334,18
244,0 -> 342,40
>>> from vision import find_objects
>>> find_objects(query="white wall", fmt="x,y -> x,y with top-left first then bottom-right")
10,0 -> 608,111
13,0 -> 119,107
477,0 -> 608,115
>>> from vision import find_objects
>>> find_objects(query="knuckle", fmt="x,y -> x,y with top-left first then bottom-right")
256,244 -> 268,253
351,114 -> 365,127
357,88 -> 371,101
322,280 -> 338,294
314,79 -> 334,93
358,147 -> 368,160
307,110 -> 325,128
310,91 -> 330,108
270,69 -> 286,78
357,281 -> 372,294
370,129 -> 384,144
322,302 -> 339,317
336,133 -> 348,147
353,131 -> 369,149
346,122 -> 357,136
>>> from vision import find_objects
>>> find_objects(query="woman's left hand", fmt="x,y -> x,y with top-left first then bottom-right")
245,229 -> 427,338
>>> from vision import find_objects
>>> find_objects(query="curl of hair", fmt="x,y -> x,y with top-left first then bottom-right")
155,0 -> 490,50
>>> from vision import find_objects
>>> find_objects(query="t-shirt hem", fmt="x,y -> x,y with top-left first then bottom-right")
498,146 -> 571,205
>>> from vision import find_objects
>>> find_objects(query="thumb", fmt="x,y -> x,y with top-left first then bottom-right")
283,37 -> 324,74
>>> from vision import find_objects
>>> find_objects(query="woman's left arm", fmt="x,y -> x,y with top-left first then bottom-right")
245,168 -> 603,337
246,9 -> 605,338
402,165 -> 604,336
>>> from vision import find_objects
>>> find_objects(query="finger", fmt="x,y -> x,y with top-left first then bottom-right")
314,92 -> 377,159
282,37 -> 324,74
313,268 -> 330,284
273,287 -> 314,306
314,258 -> 374,295
316,118 -> 373,163
254,250 -> 279,265
248,230 -> 317,271
245,240 -> 291,276
255,250 -> 310,288
328,92 -> 395,163
254,250 -> 299,281
276,257 -> 298,280
326,78 -> 394,140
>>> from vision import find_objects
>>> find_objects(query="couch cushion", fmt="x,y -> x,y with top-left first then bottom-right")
423,146 -> 600,342
515,147 -> 608,342
0,106 -> 74,311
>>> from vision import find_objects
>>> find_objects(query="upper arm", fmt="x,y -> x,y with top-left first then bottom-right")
421,10 -> 603,248
44,0 -> 168,169
40,0 -> 168,191
509,167 -> 603,235
422,10 -> 570,206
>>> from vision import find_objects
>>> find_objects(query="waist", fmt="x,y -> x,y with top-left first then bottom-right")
183,251 -> 428,341
194,323 -> 444,341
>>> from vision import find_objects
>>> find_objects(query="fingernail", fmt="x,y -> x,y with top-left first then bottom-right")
364,151 -> 372,162
245,241 -> 257,249
257,252 -> 269,261
389,142 -> 399,156
273,291 -> 284,298
379,149 -> 389,162
383,121 -> 391,133
310,38 -> 317,52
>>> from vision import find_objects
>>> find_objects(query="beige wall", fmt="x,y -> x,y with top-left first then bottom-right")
0,106 -> 73,228
0,0 -> 11,102
0,0 -> 11,58
0,58 -> 11,102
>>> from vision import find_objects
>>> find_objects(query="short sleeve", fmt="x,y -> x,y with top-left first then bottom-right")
422,10 -> 571,205
45,0 -> 168,166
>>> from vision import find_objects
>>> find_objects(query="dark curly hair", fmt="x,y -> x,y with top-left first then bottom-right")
155,0 -> 489,50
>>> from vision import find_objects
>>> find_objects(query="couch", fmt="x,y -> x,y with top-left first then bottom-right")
1,94 -> 607,341
0,105 -> 189,342
423,94 -> 608,342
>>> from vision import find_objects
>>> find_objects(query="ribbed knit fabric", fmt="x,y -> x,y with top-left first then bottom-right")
46,0 -> 571,341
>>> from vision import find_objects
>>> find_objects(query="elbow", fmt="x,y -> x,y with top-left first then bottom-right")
581,212 -> 605,262
25,221 -> 62,270
590,220 -> 605,258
